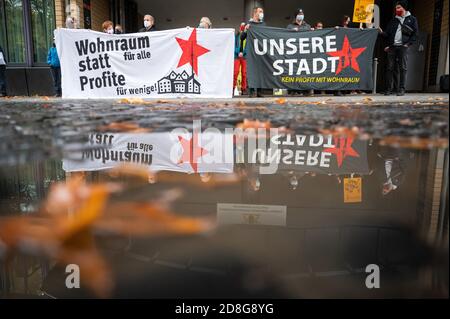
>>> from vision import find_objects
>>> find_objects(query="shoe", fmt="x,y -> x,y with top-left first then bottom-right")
397,89 -> 405,96
256,92 -> 263,98
384,91 -> 393,96
334,91 -> 343,96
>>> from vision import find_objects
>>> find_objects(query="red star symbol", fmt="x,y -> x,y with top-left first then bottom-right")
178,132 -> 208,173
323,137 -> 360,167
327,35 -> 366,75
176,28 -> 210,75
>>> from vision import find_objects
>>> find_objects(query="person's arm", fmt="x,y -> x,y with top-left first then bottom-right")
378,20 -> 391,38
47,49 -> 52,65
408,17 -> 419,46
240,30 -> 247,41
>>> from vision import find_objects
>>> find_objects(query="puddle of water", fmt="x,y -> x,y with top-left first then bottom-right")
0,100 -> 448,298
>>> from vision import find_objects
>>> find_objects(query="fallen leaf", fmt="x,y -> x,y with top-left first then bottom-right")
398,118 -> 414,126
275,98 -> 286,104
379,136 -> 449,149
97,122 -> 151,133
319,126 -> 360,138
236,119 -> 272,130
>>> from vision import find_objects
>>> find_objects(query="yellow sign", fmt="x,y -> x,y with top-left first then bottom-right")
353,0 -> 375,23
344,177 -> 362,203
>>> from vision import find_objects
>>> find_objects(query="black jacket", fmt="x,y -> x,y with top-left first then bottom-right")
240,20 -> 266,43
287,21 -> 311,31
139,25 -> 157,32
381,13 -> 418,47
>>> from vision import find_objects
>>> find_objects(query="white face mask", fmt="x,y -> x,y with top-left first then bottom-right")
144,20 -> 151,28
107,29 -> 114,34
258,12 -> 264,21
296,14 -> 304,22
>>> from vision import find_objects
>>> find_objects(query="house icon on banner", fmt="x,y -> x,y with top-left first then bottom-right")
157,71 -> 201,94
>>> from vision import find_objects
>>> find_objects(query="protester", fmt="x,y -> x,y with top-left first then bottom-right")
287,9 -> 314,96
65,16 -> 76,29
379,0 -> 418,96
245,7 -> 266,97
377,148 -> 407,196
314,21 -> 324,30
102,20 -> 114,34
234,23 -> 248,95
0,45 -> 7,97
248,6 -> 265,26
115,24 -> 123,34
47,41 -> 61,97
139,15 -> 157,32
336,15 -> 351,29
198,17 -> 212,29
287,9 -> 312,31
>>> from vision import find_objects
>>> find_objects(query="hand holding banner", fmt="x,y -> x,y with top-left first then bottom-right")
246,26 -> 378,91
55,28 -> 234,99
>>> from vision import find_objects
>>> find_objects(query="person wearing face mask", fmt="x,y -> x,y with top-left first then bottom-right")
378,0 -> 418,96
139,15 -> 157,32
244,7 -> 266,97
65,16 -> 78,29
198,17 -> 212,29
115,24 -> 123,34
287,9 -> 312,31
314,22 -> 324,30
248,6 -> 266,26
102,21 -> 114,34
287,9 -> 314,96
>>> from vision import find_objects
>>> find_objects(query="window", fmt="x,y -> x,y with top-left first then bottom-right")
3,0 -> 26,63
0,3 -> 6,55
30,0 -> 55,63
0,0 -> 55,65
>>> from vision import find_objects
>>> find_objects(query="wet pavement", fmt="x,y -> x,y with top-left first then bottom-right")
0,94 -> 448,166
0,94 -> 448,298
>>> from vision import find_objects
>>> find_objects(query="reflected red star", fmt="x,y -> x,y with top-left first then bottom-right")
176,28 -> 210,75
323,137 -> 360,167
327,35 -> 366,75
178,132 -> 208,172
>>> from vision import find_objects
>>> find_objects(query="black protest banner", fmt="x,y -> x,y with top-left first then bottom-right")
247,26 -> 378,90
245,134 -> 370,175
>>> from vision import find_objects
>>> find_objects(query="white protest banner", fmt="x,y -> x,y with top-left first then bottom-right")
55,27 -> 234,99
63,132 -> 234,174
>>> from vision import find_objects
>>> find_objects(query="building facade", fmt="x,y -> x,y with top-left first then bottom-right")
0,0 -> 448,95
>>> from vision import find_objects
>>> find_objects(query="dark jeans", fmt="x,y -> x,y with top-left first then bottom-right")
386,45 -> 408,92
50,66 -> 61,96
248,87 -> 262,97
0,65 -> 6,95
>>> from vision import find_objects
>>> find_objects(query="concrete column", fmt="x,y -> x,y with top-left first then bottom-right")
244,0 -> 264,22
